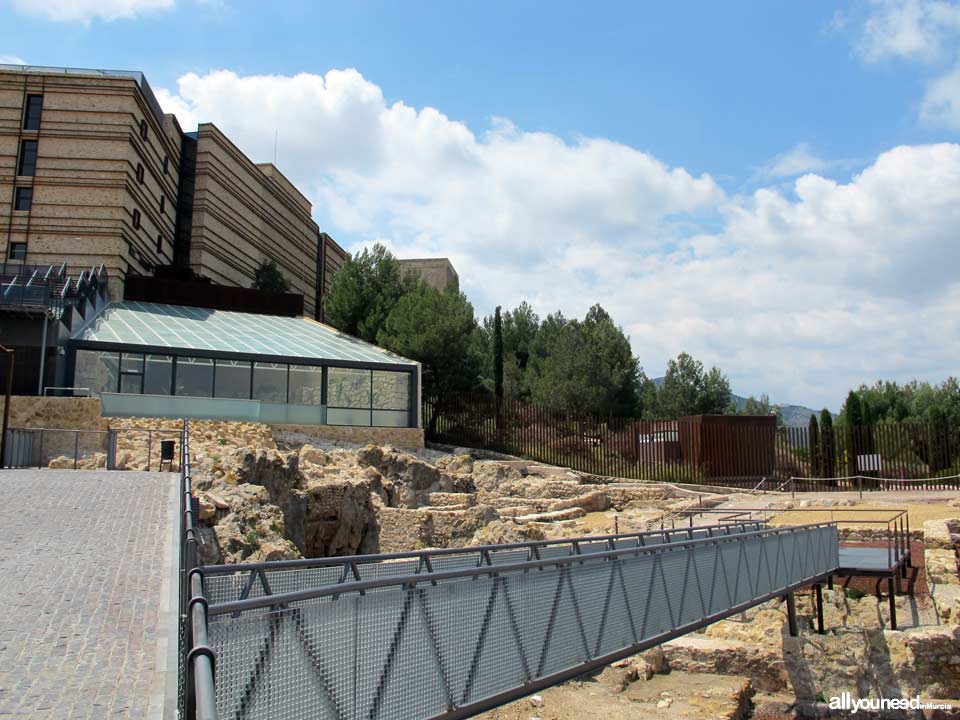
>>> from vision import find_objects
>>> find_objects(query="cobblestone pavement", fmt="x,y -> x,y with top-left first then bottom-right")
0,470 -> 177,719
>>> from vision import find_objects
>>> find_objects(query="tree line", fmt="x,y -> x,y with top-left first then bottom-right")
322,244 -> 754,419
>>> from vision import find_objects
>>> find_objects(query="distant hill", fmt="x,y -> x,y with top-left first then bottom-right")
651,376 -> 820,427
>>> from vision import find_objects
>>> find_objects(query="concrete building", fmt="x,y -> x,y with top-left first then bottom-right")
398,257 -> 459,292
0,64 -> 348,322
0,66 -> 183,299
181,124 -> 346,319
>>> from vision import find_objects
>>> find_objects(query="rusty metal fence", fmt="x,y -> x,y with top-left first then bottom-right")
424,392 -> 960,490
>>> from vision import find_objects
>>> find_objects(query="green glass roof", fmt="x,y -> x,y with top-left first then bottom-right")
72,301 -> 416,367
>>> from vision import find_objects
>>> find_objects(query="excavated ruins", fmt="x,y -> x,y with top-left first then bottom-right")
50,419 -> 960,718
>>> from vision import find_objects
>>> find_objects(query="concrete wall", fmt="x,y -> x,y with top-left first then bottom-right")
0,68 -> 182,294
271,423 -> 425,450
398,258 -> 459,292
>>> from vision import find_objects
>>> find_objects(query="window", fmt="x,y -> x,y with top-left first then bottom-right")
8,242 -> 27,260
156,234 -> 163,253
289,364 -> 323,405
143,355 -> 173,395
119,353 -> 144,395
14,187 -> 33,211
214,359 -> 251,399
327,367 -> 372,426
74,350 -> 119,396
163,156 -> 169,175
23,94 -> 42,131
139,119 -> 148,140
174,356 -> 213,397
372,371 -> 411,427
136,163 -> 144,184
253,362 -> 287,403
159,195 -> 165,214
17,140 -> 37,176
132,209 -> 141,229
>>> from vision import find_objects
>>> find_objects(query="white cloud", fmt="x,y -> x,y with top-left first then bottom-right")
854,0 -> 960,62
0,54 -> 26,64
755,143 -> 827,180
157,68 -> 960,409
9,0 -> 175,23
921,65 -> 960,127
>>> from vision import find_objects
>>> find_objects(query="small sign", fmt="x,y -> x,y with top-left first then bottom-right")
857,454 -> 881,472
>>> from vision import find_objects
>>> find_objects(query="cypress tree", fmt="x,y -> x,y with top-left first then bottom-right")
820,409 -> 835,478
493,306 -> 504,399
808,413 -> 820,477
844,391 -> 862,476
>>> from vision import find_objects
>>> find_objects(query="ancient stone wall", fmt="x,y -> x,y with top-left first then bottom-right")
273,423 -> 424,449
1,395 -> 106,430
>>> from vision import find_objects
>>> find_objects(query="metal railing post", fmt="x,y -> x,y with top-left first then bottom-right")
73,430 -> 79,470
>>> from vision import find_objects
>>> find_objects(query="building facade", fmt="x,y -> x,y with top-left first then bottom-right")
0,66 -> 183,300
0,64 -> 348,321
398,257 -> 459,292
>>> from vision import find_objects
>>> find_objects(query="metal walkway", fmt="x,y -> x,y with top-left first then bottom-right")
188,520 -> 840,720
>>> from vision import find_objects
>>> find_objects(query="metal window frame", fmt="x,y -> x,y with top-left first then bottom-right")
17,139 -> 38,176
14,187 -> 32,211
22,94 -> 42,131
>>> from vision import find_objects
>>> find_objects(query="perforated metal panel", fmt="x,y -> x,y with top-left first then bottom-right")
204,523 -> 839,720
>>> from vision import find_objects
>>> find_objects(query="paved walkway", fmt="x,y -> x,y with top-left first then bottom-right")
0,470 -> 178,719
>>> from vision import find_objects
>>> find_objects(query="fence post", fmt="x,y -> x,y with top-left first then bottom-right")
107,430 -> 117,470
73,430 -> 79,470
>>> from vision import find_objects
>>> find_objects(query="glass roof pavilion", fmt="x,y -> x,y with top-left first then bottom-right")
69,301 -> 420,428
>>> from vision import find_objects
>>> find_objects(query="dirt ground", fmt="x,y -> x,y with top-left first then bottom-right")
476,672 -> 751,720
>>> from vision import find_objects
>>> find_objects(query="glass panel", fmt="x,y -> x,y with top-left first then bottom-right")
327,407 -> 372,426
253,362 -> 287,403
214,359 -> 251,399
120,353 -> 143,374
327,367 -> 371,408
74,350 -> 118,396
289,364 -> 323,405
372,410 -> 410,427
372,371 -> 410,410
143,355 -> 172,395
120,373 -> 142,394
175,356 -> 213,397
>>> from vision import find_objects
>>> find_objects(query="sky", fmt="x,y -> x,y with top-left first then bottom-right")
2,0 -> 959,411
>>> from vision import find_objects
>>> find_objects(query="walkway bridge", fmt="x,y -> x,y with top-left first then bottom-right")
184,516 -> 840,720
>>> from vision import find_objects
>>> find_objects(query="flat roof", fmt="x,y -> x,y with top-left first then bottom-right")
72,301 -> 416,368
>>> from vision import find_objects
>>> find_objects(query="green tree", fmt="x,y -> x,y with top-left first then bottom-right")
656,352 -> 732,418
808,413 -> 820,477
820,409 -> 836,478
251,259 -> 291,294
493,306 -> 504,399
377,285 -> 481,429
843,390 -> 863,426
324,243 -> 418,343
527,305 -> 640,416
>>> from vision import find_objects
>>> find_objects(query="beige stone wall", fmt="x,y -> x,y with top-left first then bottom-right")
189,124 -> 321,316
1,395 -> 107,430
398,258 -> 459,292
271,423 -> 424,449
0,68 -> 181,285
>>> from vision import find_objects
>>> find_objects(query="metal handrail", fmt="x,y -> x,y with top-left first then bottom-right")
198,520 -> 767,577
205,521 -> 838,617
180,420 -> 218,720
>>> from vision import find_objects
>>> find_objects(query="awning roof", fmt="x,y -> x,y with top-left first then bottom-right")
72,301 -> 416,368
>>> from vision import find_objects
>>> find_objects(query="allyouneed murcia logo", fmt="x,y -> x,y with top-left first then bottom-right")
829,693 -> 953,714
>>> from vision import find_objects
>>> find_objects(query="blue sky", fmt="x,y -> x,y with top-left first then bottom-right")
3,0 -> 959,410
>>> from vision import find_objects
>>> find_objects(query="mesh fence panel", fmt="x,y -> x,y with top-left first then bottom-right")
205,524 -> 838,720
